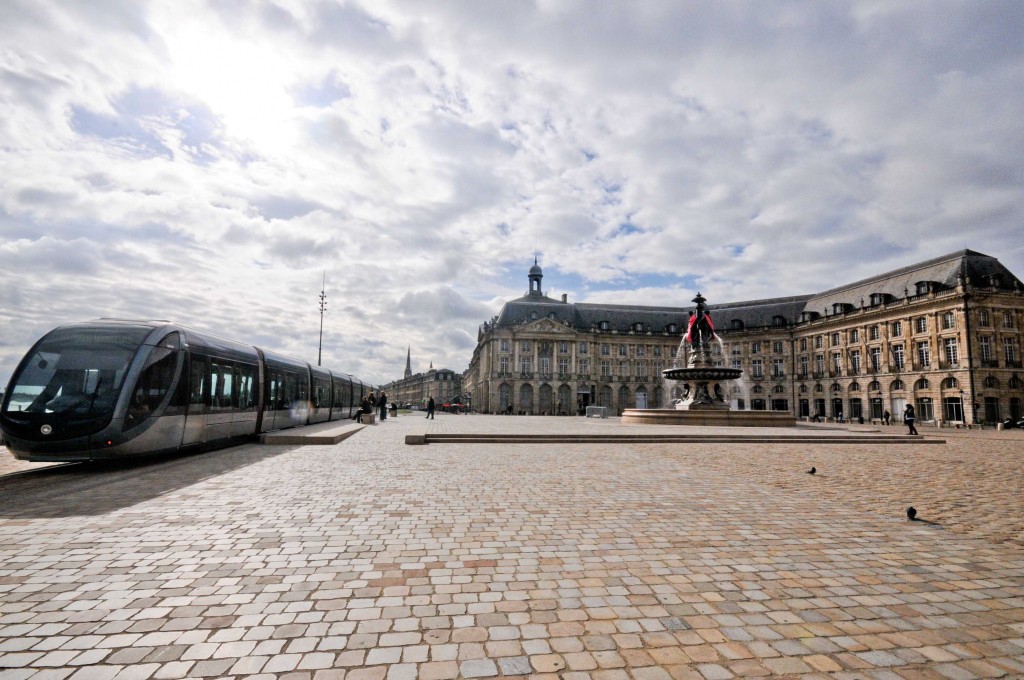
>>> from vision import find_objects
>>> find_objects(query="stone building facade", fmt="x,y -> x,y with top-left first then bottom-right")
380,348 -> 462,407
462,250 -> 1024,424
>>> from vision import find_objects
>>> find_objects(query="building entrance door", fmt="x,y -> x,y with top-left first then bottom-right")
577,390 -> 591,416
890,397 -> 907,421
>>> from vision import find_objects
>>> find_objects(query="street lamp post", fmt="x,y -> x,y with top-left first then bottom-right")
317,272 -> 327,367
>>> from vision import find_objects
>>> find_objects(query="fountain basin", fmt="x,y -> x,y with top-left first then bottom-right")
621,408 -> 796,427
662,367 -> 743,382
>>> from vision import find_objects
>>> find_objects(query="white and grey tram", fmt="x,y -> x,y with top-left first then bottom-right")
0,320 -> 369,462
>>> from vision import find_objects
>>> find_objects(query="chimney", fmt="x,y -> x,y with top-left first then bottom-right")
561,293 -> 568,303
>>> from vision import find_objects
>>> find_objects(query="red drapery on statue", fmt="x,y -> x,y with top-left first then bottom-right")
685,312 -> 717,343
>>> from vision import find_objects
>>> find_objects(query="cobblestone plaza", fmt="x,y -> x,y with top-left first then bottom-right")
2,416 -> 1023,679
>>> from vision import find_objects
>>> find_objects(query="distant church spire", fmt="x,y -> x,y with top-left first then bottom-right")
404,346 -> 412,378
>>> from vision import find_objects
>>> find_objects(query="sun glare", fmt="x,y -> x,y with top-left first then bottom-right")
165,23 -> 298,152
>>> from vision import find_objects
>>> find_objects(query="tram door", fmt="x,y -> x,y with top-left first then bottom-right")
183,354 -> 208,445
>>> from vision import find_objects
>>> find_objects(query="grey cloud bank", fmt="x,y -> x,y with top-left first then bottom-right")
1,0 -> 1022,387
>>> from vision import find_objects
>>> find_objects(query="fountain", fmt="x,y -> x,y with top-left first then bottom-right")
621,293 -> 795,426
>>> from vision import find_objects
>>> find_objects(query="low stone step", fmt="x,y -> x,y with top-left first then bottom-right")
408,433 -> 944,445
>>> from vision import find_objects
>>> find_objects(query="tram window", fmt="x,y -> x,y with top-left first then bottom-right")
189,356 -> 208,413
313,378 -> 329,408
236,364 -> 256,410
267,371 -> 279,409
5,326 -> 145,415
235,366 -> 246,410
126,344 -> 180,430
210,362 -> 234,411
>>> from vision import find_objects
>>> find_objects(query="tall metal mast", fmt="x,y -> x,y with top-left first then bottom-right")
317,271 -> 326,366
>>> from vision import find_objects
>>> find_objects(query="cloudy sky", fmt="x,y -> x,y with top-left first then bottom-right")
2,1 -> 1023,387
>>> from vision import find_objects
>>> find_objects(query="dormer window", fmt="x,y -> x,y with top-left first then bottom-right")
832,303 -> 846,315
599,320 -> 610,331
730,319 -> 744,330
633,322 -> 644,332
772,315 -> 786,327
915,281 -> 931,295
869,293 -> 883,306
667,323 -> 678,333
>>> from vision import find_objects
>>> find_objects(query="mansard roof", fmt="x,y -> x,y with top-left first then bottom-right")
487,250 -> 1021,337
492,293 -> 811,333
803,249 -> 1021,315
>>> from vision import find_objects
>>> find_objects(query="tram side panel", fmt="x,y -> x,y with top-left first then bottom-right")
259,350 -> 311,433
309,366 -> 332,424
330,374 -> 353,421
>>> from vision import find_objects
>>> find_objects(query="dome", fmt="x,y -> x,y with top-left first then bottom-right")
529,263 -> 542,275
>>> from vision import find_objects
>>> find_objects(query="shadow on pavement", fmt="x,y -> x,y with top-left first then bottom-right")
0,443 -> 297,519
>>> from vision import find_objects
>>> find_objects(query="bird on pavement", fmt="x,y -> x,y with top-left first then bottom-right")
807,466 -> 816,475
907,506 -> 917,521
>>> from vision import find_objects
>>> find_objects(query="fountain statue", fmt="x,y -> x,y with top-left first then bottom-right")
621,292 -> 795,426
664,292 -> 742,410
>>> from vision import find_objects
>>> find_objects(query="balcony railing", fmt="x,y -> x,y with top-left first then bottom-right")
939,360 -> 960,370
981,359 -> 999,368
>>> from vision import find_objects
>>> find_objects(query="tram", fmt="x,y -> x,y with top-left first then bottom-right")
0,320 -> 368,462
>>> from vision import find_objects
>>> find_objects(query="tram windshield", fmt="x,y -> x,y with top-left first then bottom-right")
2,326 -> 150,417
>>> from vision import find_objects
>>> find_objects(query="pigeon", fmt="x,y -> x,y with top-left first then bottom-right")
807,466 -> 816,475
906,506 -> 917,521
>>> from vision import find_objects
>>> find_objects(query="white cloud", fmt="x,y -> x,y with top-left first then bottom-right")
1,0 -> 1022,388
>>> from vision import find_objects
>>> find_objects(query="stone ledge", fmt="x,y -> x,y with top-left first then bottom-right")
261,421 -> 367,445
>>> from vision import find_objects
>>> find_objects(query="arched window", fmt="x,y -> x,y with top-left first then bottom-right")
868,380 -> 881,392
831,383 -> 842,392
942,377 -> 959,389
849,381 -> 860,392
772,385 -> 786,394
915,378 -> 929,390
983,375 -> 999,388
814,384 -> 823,393
1009,375 -> 1022,389
891,378 -> 905,391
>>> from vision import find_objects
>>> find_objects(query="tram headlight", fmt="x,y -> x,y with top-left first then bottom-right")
40,424 -> 53,435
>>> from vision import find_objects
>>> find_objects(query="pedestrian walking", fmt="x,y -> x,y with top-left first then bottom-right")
903,404 -> 918,435
378,391 -> 388,420
426,396 -> 435,419
883,410 -> 891,425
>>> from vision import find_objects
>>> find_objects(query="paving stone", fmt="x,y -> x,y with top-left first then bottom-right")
460,658 -> 499,677
2,418 -> 1024,680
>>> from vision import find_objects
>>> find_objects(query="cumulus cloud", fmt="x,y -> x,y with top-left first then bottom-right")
1,0 -> 1022,387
